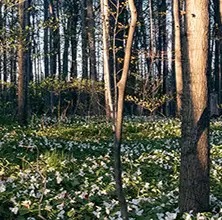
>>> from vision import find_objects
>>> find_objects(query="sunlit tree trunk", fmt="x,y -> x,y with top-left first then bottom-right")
173,0 -> 183,116
101,0 -> 113,119
179,0 -> 210,213
113,0 -> 137,219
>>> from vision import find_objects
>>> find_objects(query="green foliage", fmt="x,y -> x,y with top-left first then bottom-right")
29,77 -> 105,118
0,118 -> 222,219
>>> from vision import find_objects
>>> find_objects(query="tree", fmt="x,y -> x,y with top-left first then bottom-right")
173,0 -> 182,116
179,0 -> 210,213
101,0 -> 137,219
44,0 -> 49,78
86,0 -> 97,81
81,0 -> 88,79
101,0 -> 113,119
18,0 -> 30,125
213,0 -> 222,104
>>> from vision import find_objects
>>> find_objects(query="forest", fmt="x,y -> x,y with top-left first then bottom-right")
0,0 -> 222,219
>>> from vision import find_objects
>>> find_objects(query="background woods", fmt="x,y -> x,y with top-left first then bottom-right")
0,0 -> 183,121
1,0 -> 220,121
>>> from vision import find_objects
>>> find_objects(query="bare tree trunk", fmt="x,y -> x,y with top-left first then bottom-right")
86,0 -> 97,81
81,0 -> 88,79
70,3 -> 78,78
173,0 -> 183,116
179,0 -> 210,213
18,0 -> 29,125
62,18 -> 70,80
56,1 -> 61,77
44,0 -> 49,78
101,0 -> 113,119
114,0 -> 137,219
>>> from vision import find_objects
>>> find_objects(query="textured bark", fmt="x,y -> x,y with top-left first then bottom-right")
173,0 -> 183,116
101,0 -> 113,119
114,0 -> 137,219
18,0 -> 29,125
159,0 -> 168,115
179,0 -> 210,213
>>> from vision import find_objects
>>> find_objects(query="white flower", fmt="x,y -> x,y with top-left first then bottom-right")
56,175 -> 63,184
56,191 -> 67,199
43,188 -> 51,195
9,206 -> 19,214
21,200 -> 31,209
157,181 -> 163,189
131,199 -> 140,205
0,183 -> 6,192
136,209 -> 143,216
156,213 -> 164,219
29,189 -> 36,197
45,205 -> 52,211
136,168 -> 141,176
56,203 -> 64,210
57,210 -> 65,219
165,212 -> 177,220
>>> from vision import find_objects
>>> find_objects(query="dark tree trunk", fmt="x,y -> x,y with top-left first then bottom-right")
62,18 -> 70,80
81,0 -> 88,79
44,0 -> 49,78
86,0 -> 97,81
70,7 -> 78,78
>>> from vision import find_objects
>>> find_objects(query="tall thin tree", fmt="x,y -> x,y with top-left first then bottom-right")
18,0 -> 30,125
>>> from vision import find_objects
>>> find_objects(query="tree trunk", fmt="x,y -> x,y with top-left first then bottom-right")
81,0 -> 88,79
70,3 -> 78,78
18,0 -> 29,125
101,0 -> 113,119
114,0 -> 137,219
62,18 -> 70,80
86,0 -> 97,81
44,0 -> 49,78
173,0 -> 183,116
179,0 -> 210,213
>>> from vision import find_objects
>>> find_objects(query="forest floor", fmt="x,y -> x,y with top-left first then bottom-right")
0,117 -> 222,220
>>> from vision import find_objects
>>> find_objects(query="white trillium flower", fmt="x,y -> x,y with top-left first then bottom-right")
0,183 -> 6,192
9,206 -> 19,214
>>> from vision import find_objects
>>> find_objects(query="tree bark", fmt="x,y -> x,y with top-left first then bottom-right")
179,0 -> 210,213
86,0 -> 97,81
114,0 -> 137,219
101,0 -> 113,119
18,0 -> 29,125
81,0 -> 88,79
173,0 -> 183,116
70,3 -> 78,78
44,0 -> 49,78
